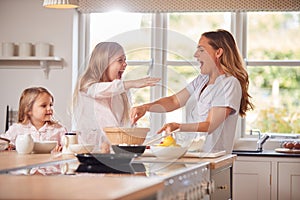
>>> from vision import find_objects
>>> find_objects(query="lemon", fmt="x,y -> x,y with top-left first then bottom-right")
161,135 -> 176,146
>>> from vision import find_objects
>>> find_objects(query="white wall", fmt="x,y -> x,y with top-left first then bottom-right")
0,0 -> 78,132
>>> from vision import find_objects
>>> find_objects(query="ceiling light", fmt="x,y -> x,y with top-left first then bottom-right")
43,0 -> 79,9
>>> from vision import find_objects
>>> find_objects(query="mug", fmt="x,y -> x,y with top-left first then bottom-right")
62,132 -> 78,154
64,132 -> 78,145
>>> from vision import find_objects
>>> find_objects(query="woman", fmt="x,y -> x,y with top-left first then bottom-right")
73,42 -> 160,152
130,29 -> 254,153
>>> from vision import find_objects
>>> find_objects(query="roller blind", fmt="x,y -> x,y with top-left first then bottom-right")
78,0 -> 300,13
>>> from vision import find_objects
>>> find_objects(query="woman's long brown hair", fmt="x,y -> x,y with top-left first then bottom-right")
202,29 -> 254,117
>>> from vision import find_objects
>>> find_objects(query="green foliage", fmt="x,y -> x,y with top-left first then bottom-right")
253,107 -> 300,133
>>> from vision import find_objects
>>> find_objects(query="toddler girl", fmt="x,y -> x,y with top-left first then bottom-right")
2,87 -> 67,151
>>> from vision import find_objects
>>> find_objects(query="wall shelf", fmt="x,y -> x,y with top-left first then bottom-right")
0,56 -> 64,79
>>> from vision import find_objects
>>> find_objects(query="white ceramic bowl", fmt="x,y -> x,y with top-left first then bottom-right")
33,141 -> 57,154
151,146 -> 188,159
150,131 -> 203,159
69,144 -> 94,154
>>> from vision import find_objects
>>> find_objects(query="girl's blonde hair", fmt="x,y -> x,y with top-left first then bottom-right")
202,29 -> 254,117
18,87 -> 56,124
73,42 -> 130,124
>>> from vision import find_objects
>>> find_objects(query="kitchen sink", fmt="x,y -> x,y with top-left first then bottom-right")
232,149 -> 262,153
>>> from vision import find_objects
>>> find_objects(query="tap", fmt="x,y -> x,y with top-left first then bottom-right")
256,134 -> 270,152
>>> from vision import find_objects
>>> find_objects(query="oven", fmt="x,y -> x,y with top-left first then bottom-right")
147,162 -> 212,200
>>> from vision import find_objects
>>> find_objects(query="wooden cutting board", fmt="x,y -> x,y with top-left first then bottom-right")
275,148 -> 300,154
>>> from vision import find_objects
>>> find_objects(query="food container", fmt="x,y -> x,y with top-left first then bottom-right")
103,127 -> 149,145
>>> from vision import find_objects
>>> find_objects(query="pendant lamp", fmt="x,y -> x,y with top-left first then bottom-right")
43,0 -> 79,9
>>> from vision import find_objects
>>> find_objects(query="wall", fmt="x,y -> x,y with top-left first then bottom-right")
0,0 -> 78,132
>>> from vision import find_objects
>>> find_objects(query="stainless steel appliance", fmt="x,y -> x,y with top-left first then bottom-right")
147,162 -> 212,200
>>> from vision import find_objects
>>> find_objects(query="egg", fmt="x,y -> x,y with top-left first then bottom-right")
293,141 -> 300,149
283,141 -> 294,149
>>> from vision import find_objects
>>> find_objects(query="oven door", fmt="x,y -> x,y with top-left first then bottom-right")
150,162 -> 212,200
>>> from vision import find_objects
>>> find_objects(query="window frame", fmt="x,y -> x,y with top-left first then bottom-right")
77,11 -> 300,139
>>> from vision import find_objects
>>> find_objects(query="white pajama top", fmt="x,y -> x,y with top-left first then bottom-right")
73,79 -> 131,149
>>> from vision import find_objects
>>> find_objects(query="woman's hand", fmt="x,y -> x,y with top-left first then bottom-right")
130,105 -> 147,125
124,77 -> 160,89
157,122 -> 180,134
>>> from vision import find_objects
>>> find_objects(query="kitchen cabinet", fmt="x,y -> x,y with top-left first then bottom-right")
211,164 -> 232,200
233,160 -> 271,200
0,57 -> 63,78
232,155 -> 300,200
278,162 -> 300,200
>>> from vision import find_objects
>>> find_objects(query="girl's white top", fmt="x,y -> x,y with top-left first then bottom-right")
185,74 -> 242,154
3,122 -> 67,145
73,79 -> 131,148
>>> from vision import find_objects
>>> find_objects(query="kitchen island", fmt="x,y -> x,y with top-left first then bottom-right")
0,151 -> 236,199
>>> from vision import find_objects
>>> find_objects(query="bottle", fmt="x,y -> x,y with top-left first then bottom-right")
16,134 -> 34,154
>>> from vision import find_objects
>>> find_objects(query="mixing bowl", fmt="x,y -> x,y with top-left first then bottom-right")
103,127 -> 150,145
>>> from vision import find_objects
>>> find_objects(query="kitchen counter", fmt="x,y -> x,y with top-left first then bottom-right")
0,151 -> 236,199
232,149 -> 300,157
0,174 -> 163,200
135,154 -> 236,170
0,151 -> 75,173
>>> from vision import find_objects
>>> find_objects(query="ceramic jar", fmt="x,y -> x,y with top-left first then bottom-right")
16,134 -> 34,154
62,132 -> 78,154
35,42 -> 50,57
19,42 -> 32,57
1,42 -> 15,57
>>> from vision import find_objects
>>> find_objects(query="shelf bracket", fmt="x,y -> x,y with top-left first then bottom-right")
40,60 -> 50,79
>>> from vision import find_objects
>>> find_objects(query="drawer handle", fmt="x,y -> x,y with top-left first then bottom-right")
217,185 -> 227,190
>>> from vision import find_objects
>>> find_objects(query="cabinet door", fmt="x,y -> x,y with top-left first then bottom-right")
278,162 -> 300,200
211,166 -> 231,200
233,161 -> 271,200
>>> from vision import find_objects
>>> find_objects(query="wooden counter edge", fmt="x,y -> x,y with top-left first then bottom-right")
208,154 -> 237,169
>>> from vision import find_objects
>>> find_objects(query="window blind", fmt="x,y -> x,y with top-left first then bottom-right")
78,0 -> 300,13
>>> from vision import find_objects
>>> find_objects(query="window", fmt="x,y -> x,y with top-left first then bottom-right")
87,11 -> 300,137
245,12 -> 300,137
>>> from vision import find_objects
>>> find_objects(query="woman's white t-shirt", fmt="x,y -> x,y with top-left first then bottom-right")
185,74 -> 242,153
